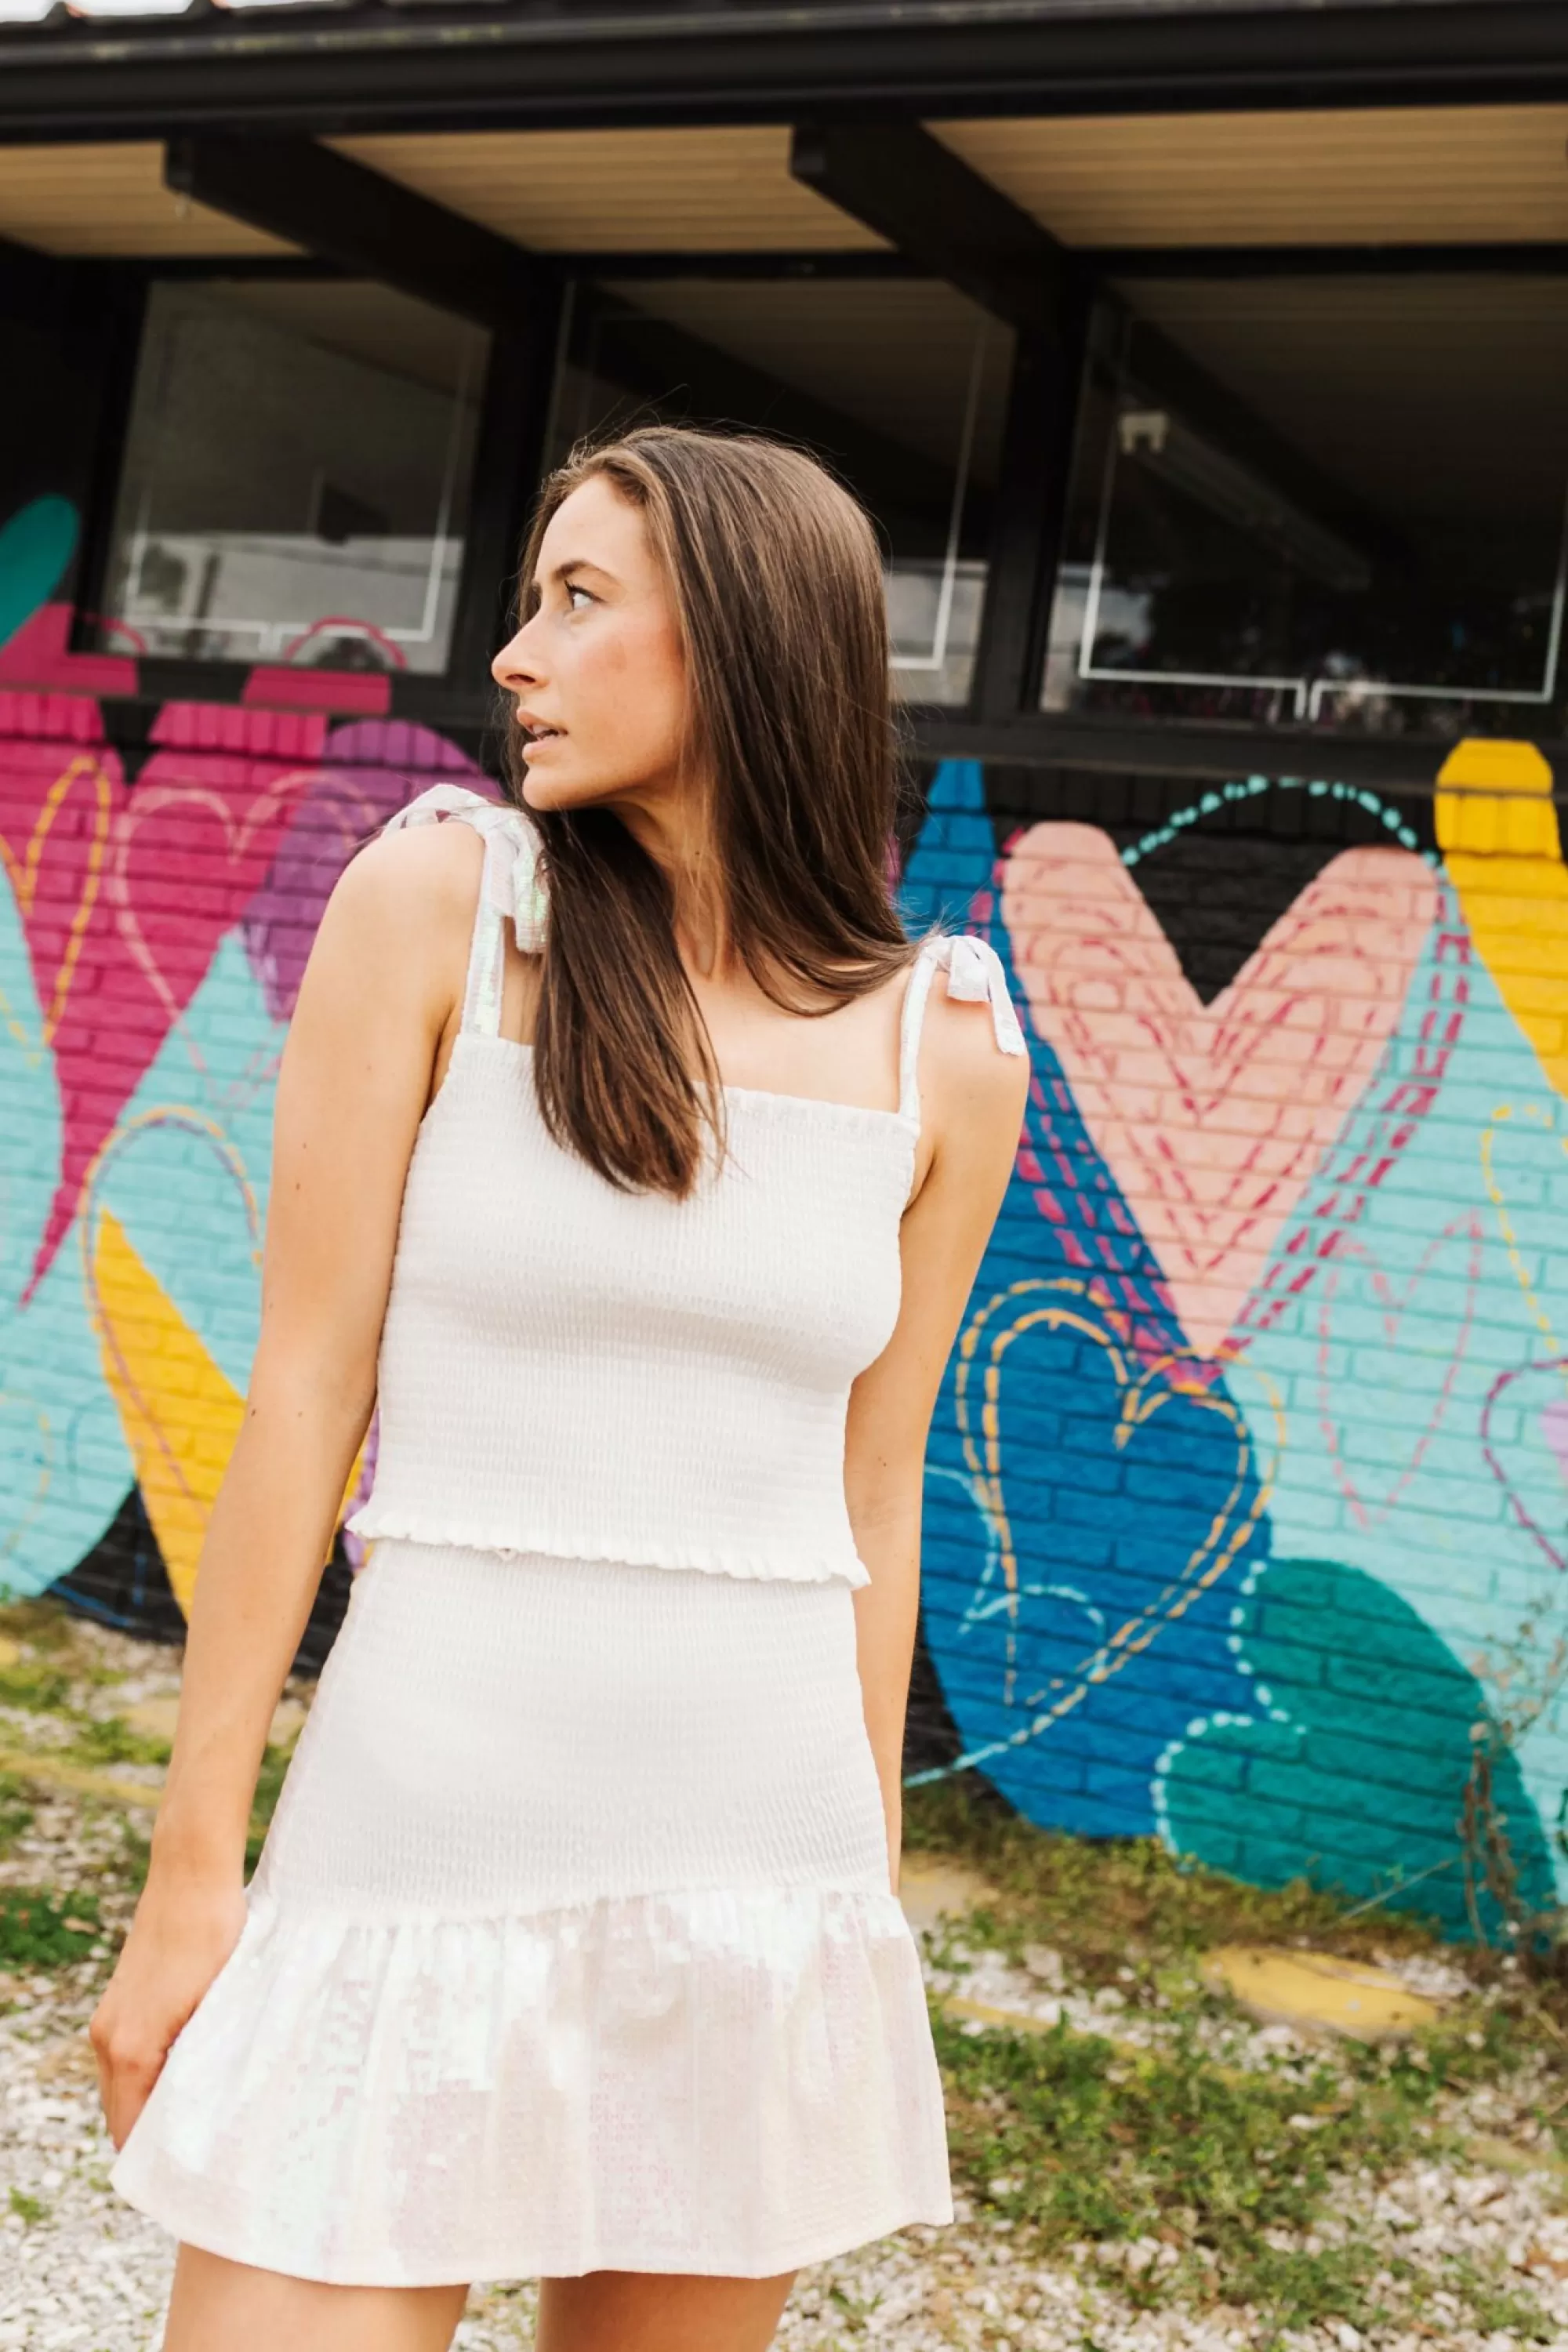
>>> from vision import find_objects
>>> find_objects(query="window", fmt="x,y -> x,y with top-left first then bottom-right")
551,276 -> 1012,706
1043,277 -> 1568,740
93,279 -> 490,675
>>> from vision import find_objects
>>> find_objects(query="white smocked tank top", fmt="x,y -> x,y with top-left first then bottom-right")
344,783 -> 1025,1588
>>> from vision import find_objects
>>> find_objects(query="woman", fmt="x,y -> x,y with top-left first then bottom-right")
91,425 -> 1031,2352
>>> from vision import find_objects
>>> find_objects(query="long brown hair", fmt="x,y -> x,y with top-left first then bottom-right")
503,423 -> 921,1198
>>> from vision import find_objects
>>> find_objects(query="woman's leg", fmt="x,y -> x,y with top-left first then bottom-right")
536,2269 -> 797,2352
161,2242 -> 470,2352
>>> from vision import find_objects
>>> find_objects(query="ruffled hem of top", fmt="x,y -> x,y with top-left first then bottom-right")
110,1882 -> 953,2286
339,1505 -> 873,1590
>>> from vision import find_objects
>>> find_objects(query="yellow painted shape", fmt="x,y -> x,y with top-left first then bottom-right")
91,1210 -> 369,1614
91,1210 -> 242,1613
0,1740 -> 162,1811
1436,739 -> 1568,1094
1202,1943 -> 1444,2042
0,1743 -> 280,1847
898,1857 -> 997,1936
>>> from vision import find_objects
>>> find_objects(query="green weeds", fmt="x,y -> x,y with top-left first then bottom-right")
935,2002 -> 1555,2339
910,1778 -> 1566,2339
245,1741 -> 296,1877
0,1886 -> 105,1969
0,1658 -> 72,1715
905,1774 -> 1439,1981
0,1769 -> 34,1855
67,1715 -> 172,1769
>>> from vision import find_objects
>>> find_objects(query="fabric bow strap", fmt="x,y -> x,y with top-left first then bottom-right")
380,782 -> 548,953
931,931 -> 1028,1058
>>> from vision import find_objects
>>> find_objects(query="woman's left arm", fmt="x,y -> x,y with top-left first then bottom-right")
844,984 -> 1032,1893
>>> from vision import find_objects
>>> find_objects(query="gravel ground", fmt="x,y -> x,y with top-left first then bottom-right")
3,1610 -> 1568,2352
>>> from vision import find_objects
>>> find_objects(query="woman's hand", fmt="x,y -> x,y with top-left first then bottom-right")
89,1872 -> 249,2151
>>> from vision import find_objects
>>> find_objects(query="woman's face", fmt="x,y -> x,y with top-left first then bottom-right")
491,473 -> 693,815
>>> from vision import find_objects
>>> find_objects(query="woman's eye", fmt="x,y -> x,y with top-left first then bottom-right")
565,583 -> 594,612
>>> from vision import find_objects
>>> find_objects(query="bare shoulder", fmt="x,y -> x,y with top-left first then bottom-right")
918,951 -> 1033,1149
294,811 -> 486,1041
334,806 -> 486,931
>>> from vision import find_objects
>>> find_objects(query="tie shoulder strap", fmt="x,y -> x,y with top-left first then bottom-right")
379,782 -> 548,1039
897,929 -> 1027,1126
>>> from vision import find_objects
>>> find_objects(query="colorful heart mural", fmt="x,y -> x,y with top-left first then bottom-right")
908,757 -> 1568,1933
0,506 -> 488,1625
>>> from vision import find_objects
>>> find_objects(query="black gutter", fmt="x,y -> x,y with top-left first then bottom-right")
0,2 -> 1566,140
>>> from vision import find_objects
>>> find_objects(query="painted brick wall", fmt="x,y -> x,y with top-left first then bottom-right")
903,753 -> 1568,1940
0,488 -> 493,1671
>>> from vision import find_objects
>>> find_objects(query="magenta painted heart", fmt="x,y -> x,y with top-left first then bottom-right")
1000,826 -> 1439,1356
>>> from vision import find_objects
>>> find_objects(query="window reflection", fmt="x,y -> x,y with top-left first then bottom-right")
552,277 -> 1012,706
96,280 -> 490,675
1044,278 -> 1568,739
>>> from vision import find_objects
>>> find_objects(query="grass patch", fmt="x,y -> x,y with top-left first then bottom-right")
0,1886 -> 106,1969
911,1779 -> 1566,2337
0,1769 -> 34,1856
935,2002 -> 1554,2341
0,1658 -> 73,1715
67,1715 -> 172,1769
245,1741 -> 296,1878
8,2185 -> 49,2225
0,1599 -> 74,1651
905,1776 -> 1443,1983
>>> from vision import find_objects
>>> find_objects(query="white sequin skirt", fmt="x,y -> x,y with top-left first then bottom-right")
110,1539 -> 953,2285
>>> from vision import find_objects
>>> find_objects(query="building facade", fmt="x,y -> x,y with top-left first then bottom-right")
1,0 -> 1566,1935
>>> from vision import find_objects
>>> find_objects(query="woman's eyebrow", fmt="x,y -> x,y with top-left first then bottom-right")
537,557 -> 616,590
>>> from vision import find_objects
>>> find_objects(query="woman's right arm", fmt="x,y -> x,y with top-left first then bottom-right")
89,816 -> 487,2151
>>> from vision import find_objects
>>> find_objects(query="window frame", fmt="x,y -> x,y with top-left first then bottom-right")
70,256 -> 537,707
60,245 -> 1568,795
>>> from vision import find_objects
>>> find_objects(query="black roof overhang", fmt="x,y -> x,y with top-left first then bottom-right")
2,0 -> 1567,140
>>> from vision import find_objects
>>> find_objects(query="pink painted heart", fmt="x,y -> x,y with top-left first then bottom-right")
1,704 -> 321,1302
1000,826 -> 1439,1356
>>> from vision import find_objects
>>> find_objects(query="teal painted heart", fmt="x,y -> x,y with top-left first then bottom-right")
1160,1555 -> 1555,1940
0,497 -> 78,653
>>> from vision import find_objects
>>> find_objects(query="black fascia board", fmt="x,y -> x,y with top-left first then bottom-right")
2,4 -> 1567,139
164,133 -> 556,327
90,243 -> 1568,285
1095,241 -> 1568,278
910,713 -> 1568,794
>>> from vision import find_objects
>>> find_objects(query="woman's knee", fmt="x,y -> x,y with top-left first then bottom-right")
536,2267 -> 797,2352
161,2241 -> 470,2352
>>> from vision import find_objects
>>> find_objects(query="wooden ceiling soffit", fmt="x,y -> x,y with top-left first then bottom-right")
328,128 -> 889,257
0,142 -> 296,259
933,103 -> 1568,249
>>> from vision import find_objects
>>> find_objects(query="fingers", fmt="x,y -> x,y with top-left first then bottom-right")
89,2009 -> 167,2151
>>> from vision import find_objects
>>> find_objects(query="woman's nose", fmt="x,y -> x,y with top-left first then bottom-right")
491,619 -> 542,695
